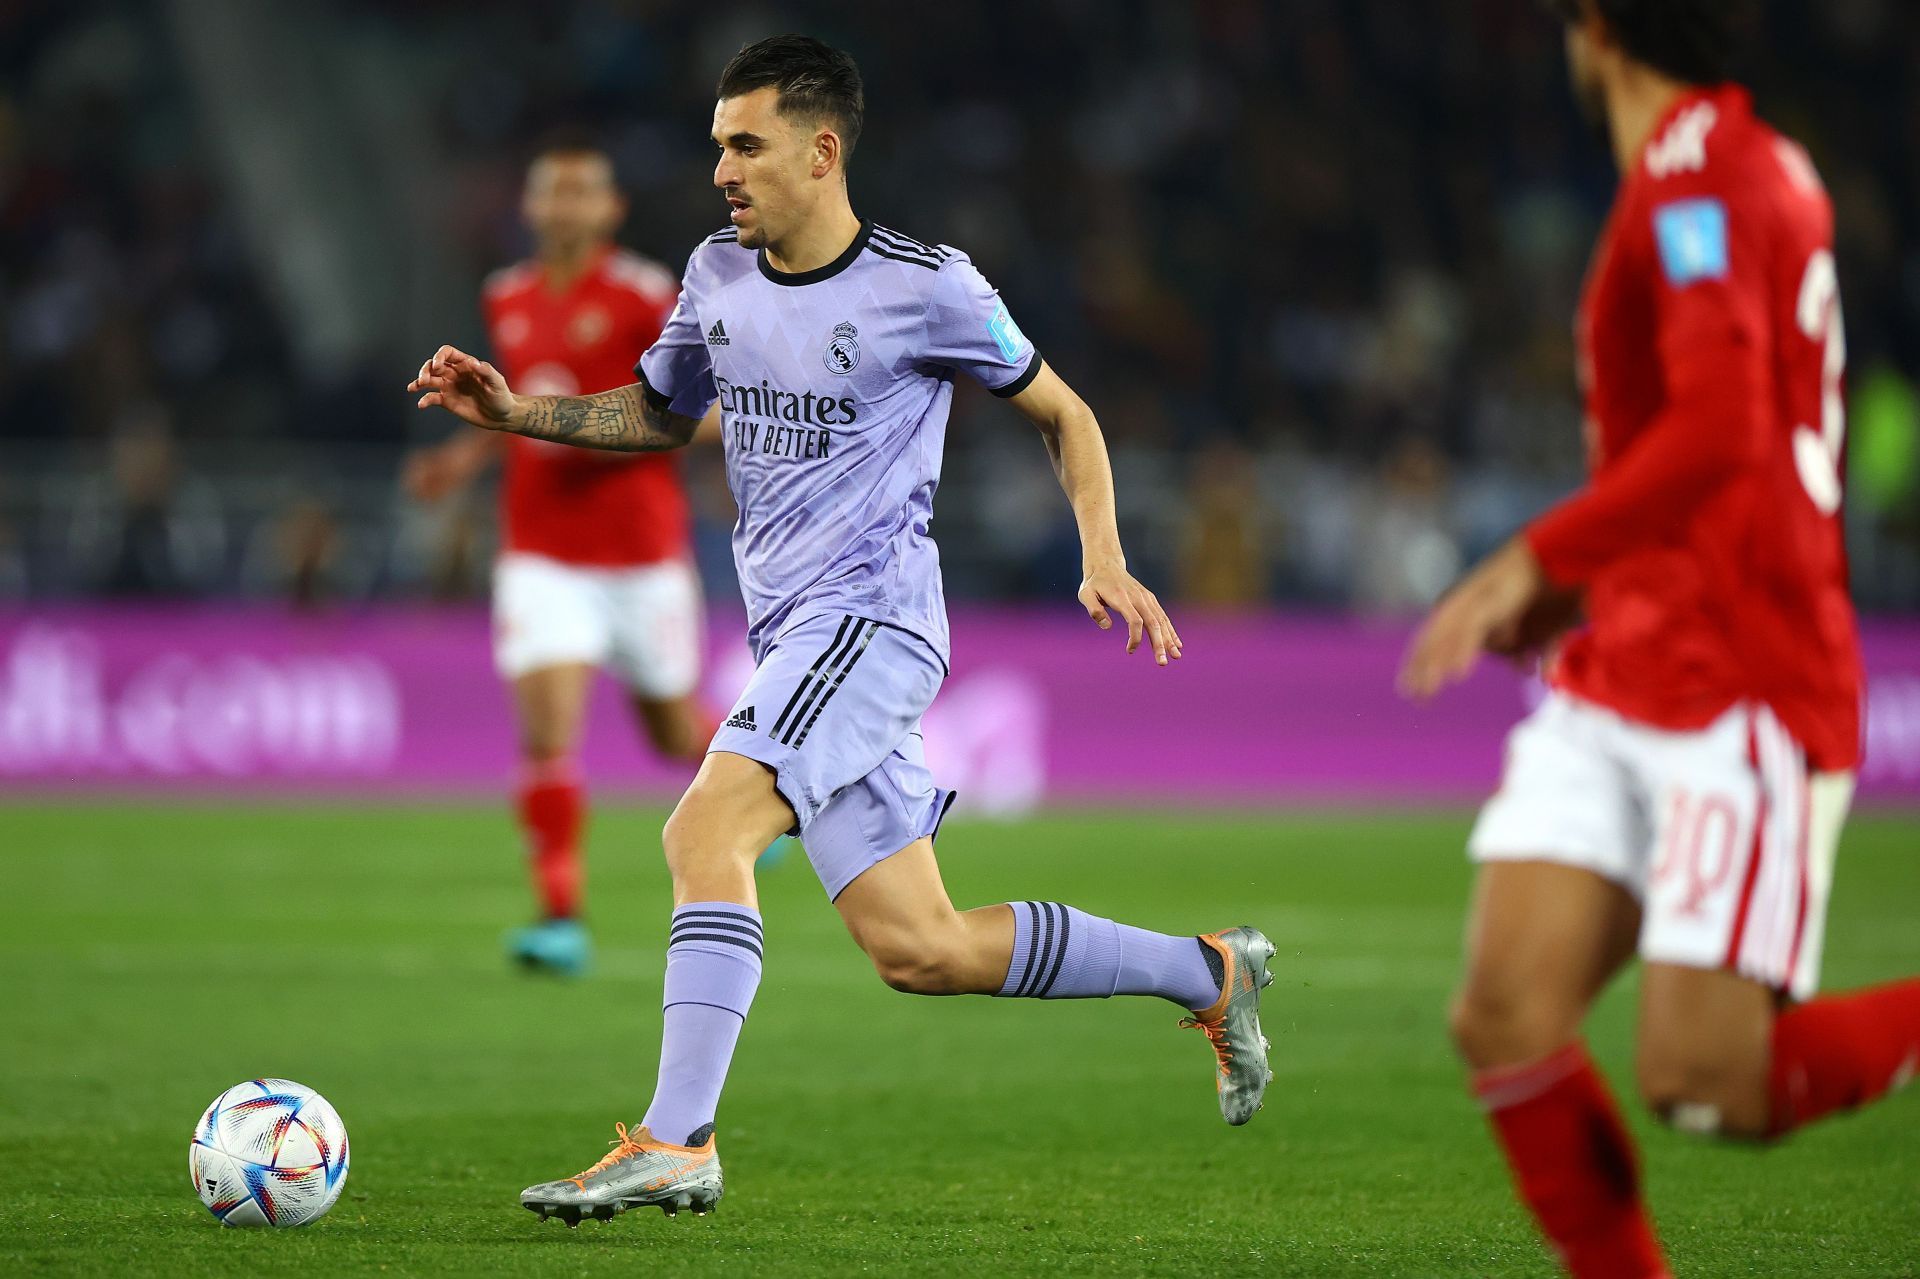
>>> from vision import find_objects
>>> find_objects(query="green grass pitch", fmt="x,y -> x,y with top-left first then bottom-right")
2,804 -> 1916,1277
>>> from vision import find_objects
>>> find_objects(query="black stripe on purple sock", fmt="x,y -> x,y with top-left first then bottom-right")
1023,902 -> 1057,998
1021,903 -> 1047,997
669,919 -> 763,945
668,931 -> 764,960
1034,902 -> 1072,997
671,912 -> 763,932
1008,901 -> 1043,996
672,908 -> 762,928
1031,903 -> 1064,996
660,999 -> 749,1020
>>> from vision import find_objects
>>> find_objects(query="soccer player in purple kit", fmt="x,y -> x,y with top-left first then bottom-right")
410,35 -> 1275,1223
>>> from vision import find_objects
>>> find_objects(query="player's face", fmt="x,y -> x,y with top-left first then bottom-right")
712,87 -> 831,251
523,154 -> 624,257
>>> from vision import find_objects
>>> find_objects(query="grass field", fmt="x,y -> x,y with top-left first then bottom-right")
2,804 -> 1916,1277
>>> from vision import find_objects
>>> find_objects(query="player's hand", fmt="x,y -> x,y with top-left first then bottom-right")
1079,562 -> 1183,667
1483,579 -> 1585,669
1398,538 -> 1546,700
407,346 -> 517,431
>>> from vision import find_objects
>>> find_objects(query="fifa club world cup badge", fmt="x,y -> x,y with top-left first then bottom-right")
824,320 -> 861,375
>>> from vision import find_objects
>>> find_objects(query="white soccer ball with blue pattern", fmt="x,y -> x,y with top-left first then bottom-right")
189,1079 -> 350,1227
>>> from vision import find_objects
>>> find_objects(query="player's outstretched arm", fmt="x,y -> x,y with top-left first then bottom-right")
1006,361 -> 1182,667
1397,537 -> 1546,700
407,345 -> 699,452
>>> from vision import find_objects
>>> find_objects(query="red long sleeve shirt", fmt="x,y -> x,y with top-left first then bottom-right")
1526,86 -> 1862,770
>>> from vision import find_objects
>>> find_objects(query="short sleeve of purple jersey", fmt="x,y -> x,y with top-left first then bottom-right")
635,256 -> 717,418
924,258 -> 1041,398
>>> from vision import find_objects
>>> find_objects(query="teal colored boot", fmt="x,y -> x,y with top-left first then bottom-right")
506,918 -> 592,976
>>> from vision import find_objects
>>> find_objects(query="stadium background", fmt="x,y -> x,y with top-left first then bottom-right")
3,0 -> 1918,803
2,3 -> 1917,1276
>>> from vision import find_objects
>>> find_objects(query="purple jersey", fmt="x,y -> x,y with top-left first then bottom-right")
637,220 -> 1039,664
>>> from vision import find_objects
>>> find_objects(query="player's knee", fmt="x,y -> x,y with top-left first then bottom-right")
661,757 -> 790,883
661,799 -> 757,883
872,951 -> 945,994
864,933 -> 967,995
1635,1046 -> 1769,1139
1447,989 -> 1502,1062
1448,981 -> 1572,1069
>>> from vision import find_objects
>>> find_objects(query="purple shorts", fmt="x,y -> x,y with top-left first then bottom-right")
709,613 -> 954,900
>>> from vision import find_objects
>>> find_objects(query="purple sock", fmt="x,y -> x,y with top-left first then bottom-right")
640,902 -> 763,1146
994,901 -> 1221,1010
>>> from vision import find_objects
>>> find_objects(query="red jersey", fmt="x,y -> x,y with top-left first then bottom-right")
1527,86 -> 1862,770
481,246 -> 691,567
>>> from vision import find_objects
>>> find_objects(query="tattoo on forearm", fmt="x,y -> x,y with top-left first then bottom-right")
551,397 -> 592,437
516,386 -> 695,452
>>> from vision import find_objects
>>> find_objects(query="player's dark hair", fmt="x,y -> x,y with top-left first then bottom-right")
1542,0 -> 1753,85
716,34 -> 864,162
530,126 -> 610,166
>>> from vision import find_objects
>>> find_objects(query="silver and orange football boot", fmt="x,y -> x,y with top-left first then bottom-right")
519,1122 -> 723,1225
1182,926 -> 1278,1125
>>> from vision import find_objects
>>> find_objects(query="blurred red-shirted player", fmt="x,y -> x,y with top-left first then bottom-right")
408,136 -> 710,975
1400,3 -> 1919,1276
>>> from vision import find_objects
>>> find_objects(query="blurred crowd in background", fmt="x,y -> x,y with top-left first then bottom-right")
3,0 -> 1916,614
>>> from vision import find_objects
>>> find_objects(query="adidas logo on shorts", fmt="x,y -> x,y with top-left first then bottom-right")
725,705 -> 756,731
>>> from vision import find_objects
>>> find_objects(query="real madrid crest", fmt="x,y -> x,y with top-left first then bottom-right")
824,320 -> 860,375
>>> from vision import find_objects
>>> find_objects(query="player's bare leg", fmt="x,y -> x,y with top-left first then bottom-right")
832,837 -> 1015,994
833,836 -> 1275,1123
1452,862 -> 1639,1068
505,662 -> 596,973
1635,964 -> 1773,1136
522,751 -> 788,1222
1636,770 -> 1920,1143
633,687 -> 798,868
659,751 -> 790,907
1638,961 -> 1920,1143
1451,861 -> 1669,1279
632,689 -> 792,869
513,661 -> 595,763
629,691 -> 711,765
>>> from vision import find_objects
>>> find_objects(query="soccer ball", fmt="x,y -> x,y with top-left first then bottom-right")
189,1079 -> 350,1227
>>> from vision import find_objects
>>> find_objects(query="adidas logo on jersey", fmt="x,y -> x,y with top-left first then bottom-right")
725,705 -> 756,731
1646,101 -> 1718,179
707,320 -> 730,347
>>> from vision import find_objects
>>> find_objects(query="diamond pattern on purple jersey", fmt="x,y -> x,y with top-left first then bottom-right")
638,220 -> 1037,665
